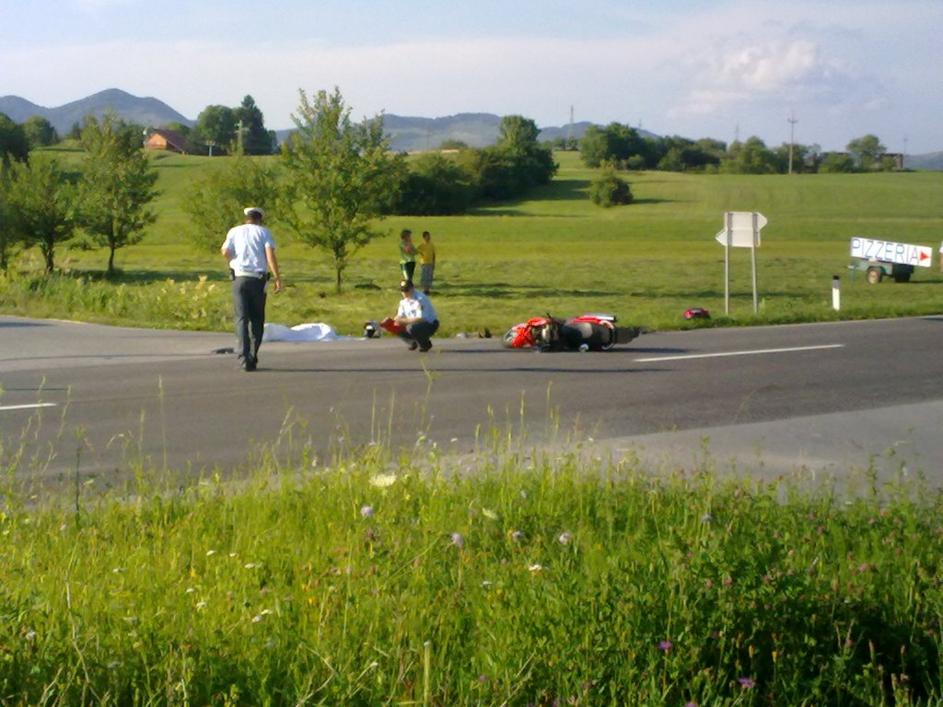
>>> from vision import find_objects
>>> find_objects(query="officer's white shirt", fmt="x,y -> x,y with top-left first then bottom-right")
222,224 -> 276,274
397,290 -> 437,322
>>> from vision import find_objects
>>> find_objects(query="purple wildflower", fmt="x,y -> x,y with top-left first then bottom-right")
738,677 -> 755,689
658,640 -> 673,652
450,532 -> 464,549
360,505 -> 374,519
558,531 -> 572,545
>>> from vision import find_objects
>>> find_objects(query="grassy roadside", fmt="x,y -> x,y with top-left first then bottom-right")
2,152 -> 942,335
0,439 -> 940,705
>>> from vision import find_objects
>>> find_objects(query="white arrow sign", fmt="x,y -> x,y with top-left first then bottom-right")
850,237 -> 933,268
715,211 -> 767,248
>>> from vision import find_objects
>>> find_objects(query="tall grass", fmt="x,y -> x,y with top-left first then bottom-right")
1,431 -> 941,705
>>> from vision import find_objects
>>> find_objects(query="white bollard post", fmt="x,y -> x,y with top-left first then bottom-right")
832,275 -> 841,311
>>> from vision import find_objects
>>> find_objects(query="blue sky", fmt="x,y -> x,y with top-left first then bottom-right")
2,0 -> 941,152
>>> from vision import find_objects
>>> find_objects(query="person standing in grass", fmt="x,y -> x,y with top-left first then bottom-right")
399,229 -> 417,281
221,207 -> 282,372
417,230 -> 436,294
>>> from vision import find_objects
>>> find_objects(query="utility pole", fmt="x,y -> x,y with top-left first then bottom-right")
235,119 -> 245,154
567,105 -> 574,148
787,111 -> 799,174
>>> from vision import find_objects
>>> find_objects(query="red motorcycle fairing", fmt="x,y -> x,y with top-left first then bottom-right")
504,313 -> 633,351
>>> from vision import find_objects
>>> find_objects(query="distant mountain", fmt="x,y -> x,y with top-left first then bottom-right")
277,116 -> 658,152
906,152 -> 943,171
0,88 -> 193,135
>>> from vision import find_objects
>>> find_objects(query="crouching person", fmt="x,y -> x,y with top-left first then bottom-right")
392,279 -> 438,352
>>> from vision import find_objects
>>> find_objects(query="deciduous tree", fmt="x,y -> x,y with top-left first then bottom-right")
846,134 -> 886,171
5,155 -> 77,272
195,105 -> 237,153
182,154 -> 279,252
22,116 -> 58,150
279,87 -> 405,293
79,114 -> 159,275
0,113 -> 28,164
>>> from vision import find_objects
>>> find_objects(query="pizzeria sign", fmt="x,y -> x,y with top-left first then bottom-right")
850,237 -> 933,268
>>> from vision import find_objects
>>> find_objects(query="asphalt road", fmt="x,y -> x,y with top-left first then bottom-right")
1,315 -> 941,487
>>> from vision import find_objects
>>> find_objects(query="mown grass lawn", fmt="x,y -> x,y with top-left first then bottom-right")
2,150 -> 942,335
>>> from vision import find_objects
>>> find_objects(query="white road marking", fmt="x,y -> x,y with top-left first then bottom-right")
0,403 -> 58,412
635,343 -> 844,363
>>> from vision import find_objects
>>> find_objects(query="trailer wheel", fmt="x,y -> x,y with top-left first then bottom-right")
866,267 -> 883,285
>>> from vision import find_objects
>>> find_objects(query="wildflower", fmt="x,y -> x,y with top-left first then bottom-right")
558,532 -> 573,545
685,703 -> 698,707
511,530 -> 525,543
195,601 -> 207,610
206,549 -> 216,557
370,473 -> 397,488
482,508 -> 498,520
737,677 -> 755,689
450,532 -> 465,549
244,563 -> 258,569
658,640 -> 673,652
24,630 -> 37,642
481,580 -> 492,588
701,513 -> 713,524
360,505 -> 375,519
251,614 -> 264,623
185,587 -> 196,594
528,563 -> 543,572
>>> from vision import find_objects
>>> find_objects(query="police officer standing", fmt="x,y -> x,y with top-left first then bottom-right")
221,207 -> 282,371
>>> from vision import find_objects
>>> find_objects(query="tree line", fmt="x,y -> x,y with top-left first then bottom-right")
569,123 -> 900,174
0,88 -> 557,292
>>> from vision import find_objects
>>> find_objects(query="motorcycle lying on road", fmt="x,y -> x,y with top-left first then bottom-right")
503,313 -> 641,352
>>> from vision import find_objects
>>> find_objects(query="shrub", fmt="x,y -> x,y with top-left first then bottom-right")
589,166 -> 633,207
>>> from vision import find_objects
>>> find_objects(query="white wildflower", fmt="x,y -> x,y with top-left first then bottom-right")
369,473 -> 397,488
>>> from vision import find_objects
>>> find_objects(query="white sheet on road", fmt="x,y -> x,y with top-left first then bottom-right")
262,322 -> 354,343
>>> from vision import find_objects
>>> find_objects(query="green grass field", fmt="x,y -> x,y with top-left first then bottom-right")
2,150 -> 942,335
4,151 -> 943,704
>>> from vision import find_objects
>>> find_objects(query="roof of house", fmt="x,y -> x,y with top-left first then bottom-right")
146,128 -> 188,152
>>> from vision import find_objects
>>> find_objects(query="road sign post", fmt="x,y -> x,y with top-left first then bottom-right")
716,211 -> 766,314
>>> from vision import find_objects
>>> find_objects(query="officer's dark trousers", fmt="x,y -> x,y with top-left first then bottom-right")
233,276 -> 266,366
401,319 -> 439,349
